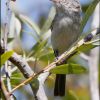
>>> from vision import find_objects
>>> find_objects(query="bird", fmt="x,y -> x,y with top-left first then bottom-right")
50,0 -> 82,96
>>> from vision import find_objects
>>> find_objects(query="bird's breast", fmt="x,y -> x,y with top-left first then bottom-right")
51,16 -> 80,55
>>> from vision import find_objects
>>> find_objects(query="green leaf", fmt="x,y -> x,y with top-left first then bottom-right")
89,38 -> 100,46
10,71 -> 24,86
63,90 -> 79,100
41,7 -> 56,34
68,55 -> 88,69
77,43 -> 98,53
38,51 -> 54,62
80,0 -> 99,33
18,14 -> 40,39
30,77 -> 39,92
1,51 -> 14,67
50,64 -> 87,74
27,40 -> 48,57
22,30 -> 38,41
33,40 -> 47,57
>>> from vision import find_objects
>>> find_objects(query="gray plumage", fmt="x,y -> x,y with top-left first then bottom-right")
50,0 -> 82,96
51,0 -> 81,55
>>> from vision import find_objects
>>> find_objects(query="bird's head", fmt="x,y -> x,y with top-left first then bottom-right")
50,0 -> 81,14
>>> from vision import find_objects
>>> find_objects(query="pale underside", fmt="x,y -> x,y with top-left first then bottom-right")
51,13 -> 81,55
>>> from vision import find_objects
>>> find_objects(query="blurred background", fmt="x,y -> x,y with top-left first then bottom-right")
1,0 -> 99,100
1,0 -> 93,51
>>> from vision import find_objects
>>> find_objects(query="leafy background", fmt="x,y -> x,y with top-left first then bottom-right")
1,0 -> 99,100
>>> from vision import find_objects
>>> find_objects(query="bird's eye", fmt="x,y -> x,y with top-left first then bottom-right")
50,0 -> 60,3
76,5 -> 80,9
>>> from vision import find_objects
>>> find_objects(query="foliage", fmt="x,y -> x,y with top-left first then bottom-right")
1,0 -> 99,100
50,64 -> 87,74
0,51 -> 14,67
80,0 -> 99,33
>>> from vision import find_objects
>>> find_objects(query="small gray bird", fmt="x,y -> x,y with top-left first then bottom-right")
50,0 -> 82,96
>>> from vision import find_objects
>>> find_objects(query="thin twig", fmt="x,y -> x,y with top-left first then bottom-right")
4,0 -> 14,100
4,28 -> 99,94
0,40 -> 37,99
89,3 -> 100,100
1,80 -> 10,100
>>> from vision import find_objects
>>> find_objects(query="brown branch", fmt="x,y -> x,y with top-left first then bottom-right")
1,80 -> 10,100
0,40 -> 34,78
7,28 -> 99,94
0,28 -> 100,96
0,40 -> 36,98
0,40 -> 49,100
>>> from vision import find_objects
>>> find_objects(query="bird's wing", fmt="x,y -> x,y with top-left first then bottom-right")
50,13 -> 58,31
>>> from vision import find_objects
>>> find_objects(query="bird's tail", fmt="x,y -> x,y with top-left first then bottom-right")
54,74 -> 66,96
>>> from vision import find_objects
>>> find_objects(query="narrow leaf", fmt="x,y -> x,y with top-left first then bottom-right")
18,14 -> 40,36
38,51 -> 54,62
65,90 -> 79,100
50,64 -> 87,74
28,40 -> 47,57
77,42 -> 99,52
80,0 -> 99,33
1,51 -> 14,67
41,7 -> 56,34
77,43 -> 96,52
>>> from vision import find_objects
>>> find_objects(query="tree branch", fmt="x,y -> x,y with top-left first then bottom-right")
89,2 -> 100,100
1,28 -> 98,95
1,80 -> 10,100
0,40 -> 37,99
0,40 -> 50,100
0,40 -> 34,78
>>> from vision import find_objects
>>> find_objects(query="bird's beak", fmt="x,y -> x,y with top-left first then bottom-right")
50,0 -> 59,3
